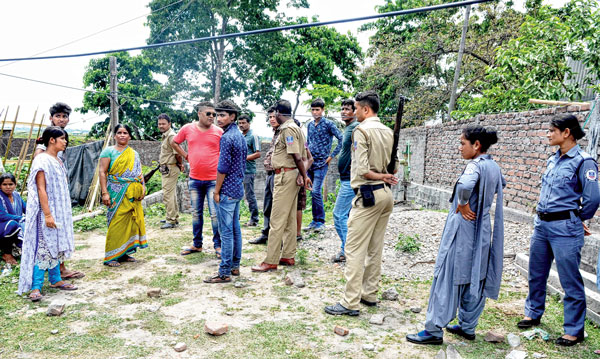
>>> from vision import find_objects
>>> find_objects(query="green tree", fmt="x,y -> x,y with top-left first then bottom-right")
145,0 -> 308,106
360,0 -> 524,127
301,84 -> 352,116
268,17 -> 362,116
454,0 -> 600,119
80,52 -> 189,139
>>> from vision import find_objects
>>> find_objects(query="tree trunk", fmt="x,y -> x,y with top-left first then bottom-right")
213,17 -> 228,104
292,85 -> 303,119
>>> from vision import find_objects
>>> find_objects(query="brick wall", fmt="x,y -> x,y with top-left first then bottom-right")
398,103 -> 593,214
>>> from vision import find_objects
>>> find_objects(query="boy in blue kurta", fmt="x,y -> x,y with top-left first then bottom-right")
407,125 -> 505,345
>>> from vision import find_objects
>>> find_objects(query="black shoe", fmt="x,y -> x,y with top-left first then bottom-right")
249,237 -> 267,245
360,298 -> 377,307
446,325 -> 475,340
332,252 -> 346,263
555,335 -> 584,346
324,303 -> 359,316
406,331 -> 443,345
517,317 -> 541,329
296,235 -> 303,241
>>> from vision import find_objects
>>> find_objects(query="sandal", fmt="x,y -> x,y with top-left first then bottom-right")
120,255 -> 136,263
332,252 -> 346,263
29,291 -> 43,302
104,261 -> 121,267
180,247 -> 203,256
215,248 -> 222,259
50,283 -> 78,291
62,270 -> 85,279
203,274 -> 231,283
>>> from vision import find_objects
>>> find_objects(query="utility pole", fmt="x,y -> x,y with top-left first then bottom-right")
109,56 -> 119,143
447,5 -> 471,121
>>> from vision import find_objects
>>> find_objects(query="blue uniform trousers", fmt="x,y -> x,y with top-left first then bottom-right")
525,216 -> 586,337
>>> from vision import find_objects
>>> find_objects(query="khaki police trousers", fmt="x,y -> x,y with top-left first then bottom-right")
264,169 -> 300,264
161,164 -> 180,224
342,186 -> 393,310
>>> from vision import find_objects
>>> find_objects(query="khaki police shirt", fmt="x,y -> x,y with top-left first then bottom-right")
271,119 -> 306,169
159,128 -> 178,165
350,116 -> 397,189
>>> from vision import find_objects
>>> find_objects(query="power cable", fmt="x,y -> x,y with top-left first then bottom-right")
0,0 -> 493,62
0,0 -> 185,68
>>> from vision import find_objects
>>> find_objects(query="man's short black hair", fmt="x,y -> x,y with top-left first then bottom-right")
49,102 -> 71,117
157,113 -> 171,123
216,100 -> 240,121
311,98 -> 325,109
267,106 -> 276,114
195,101 -> 215,113
355,91 -> 380,114
238,114 -> 251,123
273,100 -> 292,116
341,99 -> 355,111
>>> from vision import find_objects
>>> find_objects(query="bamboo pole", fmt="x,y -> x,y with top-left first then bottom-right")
3,106 -> 19,167
15,107 -> 38,176
85,123 -> 113,211
20,114 -> 45,195
0,106 -> 8,144
528,99 -> 589,107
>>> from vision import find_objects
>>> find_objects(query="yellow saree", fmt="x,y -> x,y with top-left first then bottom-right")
102,146 -> 147,263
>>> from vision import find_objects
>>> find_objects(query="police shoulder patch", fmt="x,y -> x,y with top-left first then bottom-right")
586,169 -> 597,181
286,136 -> 294,145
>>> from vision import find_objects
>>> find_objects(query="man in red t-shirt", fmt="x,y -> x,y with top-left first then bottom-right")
172,101 -> 223,257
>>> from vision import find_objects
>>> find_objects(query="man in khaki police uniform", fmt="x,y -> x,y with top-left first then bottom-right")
158,113 -> 184,229
252,100 -> 312,272
324,91 -> 399,316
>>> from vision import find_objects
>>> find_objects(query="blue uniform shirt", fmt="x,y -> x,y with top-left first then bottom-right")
217,123 -> 247,199
537,144 -> 600,221
306,117 -> 342,169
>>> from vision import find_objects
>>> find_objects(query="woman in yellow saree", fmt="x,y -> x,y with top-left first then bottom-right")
99,124 -> 147,267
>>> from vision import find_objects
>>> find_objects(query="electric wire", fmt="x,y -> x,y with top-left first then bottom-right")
0,0 -> 494,62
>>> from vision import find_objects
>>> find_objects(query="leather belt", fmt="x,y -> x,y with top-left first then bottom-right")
266,170 -> 274,176
274,167 -> 296,174
537,210 -> 577,222
353,183 -> 386,195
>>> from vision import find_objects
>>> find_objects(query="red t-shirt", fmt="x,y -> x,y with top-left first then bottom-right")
173,123 -> 223,181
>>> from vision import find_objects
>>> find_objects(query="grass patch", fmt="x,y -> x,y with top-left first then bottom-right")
148,271 -> 185,292
395,233 -> 420,253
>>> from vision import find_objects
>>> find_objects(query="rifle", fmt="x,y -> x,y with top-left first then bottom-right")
387,95 -> 409,175
143,165 -> 160,184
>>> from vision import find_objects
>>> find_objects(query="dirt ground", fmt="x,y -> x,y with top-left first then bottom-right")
4,205 -> 598,359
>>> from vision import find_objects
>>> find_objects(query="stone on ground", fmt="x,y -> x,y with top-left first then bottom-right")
204,321 -> 228,336
50,329 -> 59,335
484,331 -> 505,343
532,353 -> 546,358
505,350 -> 527,359
173,342 -> 187,352
334,325 -> 349,336
284,270 -> 305,288
46,300 -> 66,316
369,314 -> 386,325
434,348 -> 446,359
446,344 -> 463,359
507,333 -> 521,348
147,288 -> 162,298
410,307 -> 422,313
362,343 -> 375,351
381,287 -> 399,301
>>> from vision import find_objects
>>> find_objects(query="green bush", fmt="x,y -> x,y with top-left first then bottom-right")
395,233 -> 420,253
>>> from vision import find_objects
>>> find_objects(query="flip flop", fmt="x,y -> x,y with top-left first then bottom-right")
62,270 -> 85,279
181,247 -> 202,256
28,292 -> 43,302
120,255 -> 136,263
51,283 -> 78,291
104,261 -> 121,267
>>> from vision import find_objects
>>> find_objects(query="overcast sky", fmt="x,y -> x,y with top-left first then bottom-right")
0,0 -> 566,137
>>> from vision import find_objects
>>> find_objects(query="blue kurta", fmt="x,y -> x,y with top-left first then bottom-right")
425,154 -> 505,336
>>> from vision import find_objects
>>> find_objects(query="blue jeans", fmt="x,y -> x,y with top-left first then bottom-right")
308,164 -> 328,225
332,180 -> 354,254
217,195 -> 242,277
32,263 -> 62,291
525,215 -> 586,337
260,173 -> 275,239
243,174 -> 259,223
189,179 -> 220,249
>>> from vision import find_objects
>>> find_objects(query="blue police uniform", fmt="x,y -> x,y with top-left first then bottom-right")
525,144 -> 600,337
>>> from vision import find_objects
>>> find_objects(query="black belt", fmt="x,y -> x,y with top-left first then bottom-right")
353,184 -> 386,195
537,210 -> 577,222
267,170 -> 274,176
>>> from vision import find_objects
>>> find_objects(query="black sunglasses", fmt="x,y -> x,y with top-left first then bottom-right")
204,112 -> 217,117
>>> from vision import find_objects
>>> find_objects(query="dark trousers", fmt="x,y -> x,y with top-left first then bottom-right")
243,174 -> 259,223
259,173 -> 275,239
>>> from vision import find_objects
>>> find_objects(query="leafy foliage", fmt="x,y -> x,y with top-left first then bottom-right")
395,233 -> 420,253
454,0 -> 600,119
79,52 -> 190,139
